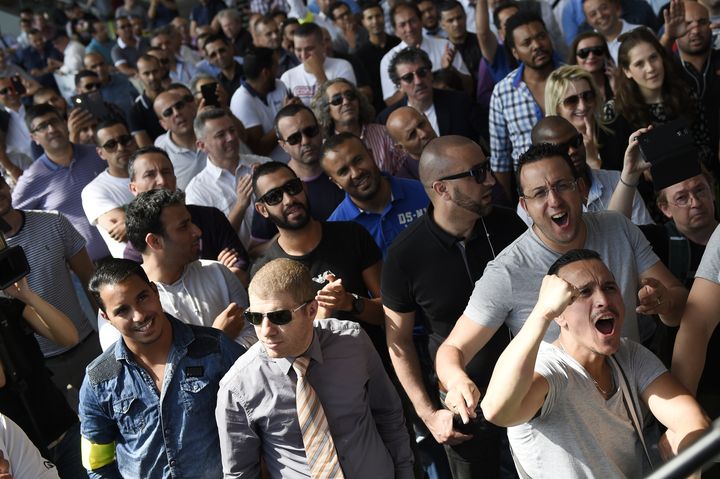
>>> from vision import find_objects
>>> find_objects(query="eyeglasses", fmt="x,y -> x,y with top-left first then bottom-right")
280,125 -> 320,146
558,133 -> 584,152
668,186 -> 711,207
101,134 -> 134,152
576,46 -> 605,59
244,301 -> 309,325
31,116 -> 64,133
522,179 -> 578,201
399,67 -> 430,84
161,99 -> 189,118
329,90 -> 357,106
258,177 -> 304,205
0,87 -> 11,95
437,162 -> 491,184
562,90 -> 596,108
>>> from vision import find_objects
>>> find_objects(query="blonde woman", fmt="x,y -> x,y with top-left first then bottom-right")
545,65 -> 606,169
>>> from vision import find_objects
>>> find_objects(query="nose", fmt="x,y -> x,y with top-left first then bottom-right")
260,316 -> 277,337
483,171 -> 496,187
546,187 -> 563,206
191,222 -> 202,238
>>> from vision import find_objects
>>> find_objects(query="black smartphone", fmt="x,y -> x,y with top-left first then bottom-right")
638,119 -> 701,187
70,91 -> 110,120
11,76 -> 25,96
201,82 -> 220,107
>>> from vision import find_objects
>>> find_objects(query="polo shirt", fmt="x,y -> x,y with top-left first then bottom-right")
111,36 -> 149,68
11,144 -> 110,261
327,175 -> 429,256
381,205 -> 527,385
100,73 -> 139,119
128,92 -> 164,141
154,132 -> 208,190
218,61 -> 244,97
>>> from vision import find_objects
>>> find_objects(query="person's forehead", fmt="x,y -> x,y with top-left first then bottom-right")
97,123 -> 128,140
333,4 -> 350,14
326,82 -> 353,95
136,153 -> 173,172
31,112 -> 61,127
205,115 -> 234,133
513,21 -> 547,41
441,5 -> 465,18
249,291 -> 297,311
328,138 -> 367,161
80,75 -> 99,84
522,156 -> 573,184
294,34 -> 317,46
101,275 -> 150,303
363,6 -> 383,17
161,202 -> 190,224
539,125 -> 576,143
558,258 -> 614,285
0,77 -> 12,87
396,60 -> 425,73
395,6 -> 419,21
155,91 -> 181,109
138,58 -> 159,71
686,3 -> 710,19
577,36 -> 603,49
257,170 -> 297,194
665,175 -> 708,195
583,0 -> 612,9
278,110 -> 316,133
206,39 -> 227,51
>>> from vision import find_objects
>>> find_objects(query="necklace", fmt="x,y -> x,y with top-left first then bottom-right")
480,216 -> 496,259
557,340 -> 615,398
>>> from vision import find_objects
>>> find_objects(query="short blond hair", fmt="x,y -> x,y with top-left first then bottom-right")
249,259 -> 315,304
545,65 -> 603,120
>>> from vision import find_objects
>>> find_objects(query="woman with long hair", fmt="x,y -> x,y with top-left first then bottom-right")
545,65 -> 608,169
568,31 -> 616,102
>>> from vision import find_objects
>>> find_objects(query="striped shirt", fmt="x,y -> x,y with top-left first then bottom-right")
5,210 -> 94,357
358,123 -> 410,176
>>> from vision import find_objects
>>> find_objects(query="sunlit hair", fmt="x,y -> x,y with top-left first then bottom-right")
249,258 -> 315,305
545,65 -> 608,132
311,78 -> 375,138
613,28 -> 693,129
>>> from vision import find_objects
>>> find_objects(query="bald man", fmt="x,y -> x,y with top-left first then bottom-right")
386,107 -> 437,180
522,116 -> 652,226
382,135 -> 527,477
83,51 -> 139,119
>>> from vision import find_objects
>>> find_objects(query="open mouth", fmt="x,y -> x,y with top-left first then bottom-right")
594,315 -> 615,335
551,212 -> 569,227
134,317 -> 153,333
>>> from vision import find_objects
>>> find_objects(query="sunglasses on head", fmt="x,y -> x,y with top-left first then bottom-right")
102,134 -> 134,152
399,67 -> 430,84
161,99 -> 189,118
438,162 -> 491,184
244,301 -> 309,325
576,46 -> 605,59
258,177 -> 304,205
329,90 -> 357,106
562,90 -> 596,108
281,125 -> 319,146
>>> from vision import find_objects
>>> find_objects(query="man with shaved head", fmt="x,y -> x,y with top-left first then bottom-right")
524,116 -> 652,226
382,135 -> 526,476
385,106 -> 437,180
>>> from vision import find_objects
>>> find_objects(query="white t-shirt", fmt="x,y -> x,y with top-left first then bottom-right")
154,132 -> 207,190
509,339 -> 666,478
80,170 -> 134,258
280,57 -> 356,106
379,34 -> 470,101
696,224 -> 720,283
0,414 -> 60,479
99,259 -> 256,350
230,80 -> 290,162
606,21 -> 642,64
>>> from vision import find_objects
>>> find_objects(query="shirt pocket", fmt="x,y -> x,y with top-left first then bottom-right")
112,395 -> 146,435
179,376 -> 213,413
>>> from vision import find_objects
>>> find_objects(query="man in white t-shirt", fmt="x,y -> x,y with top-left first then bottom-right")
480,249 -> 708,479
379,1 -> 470,104
280,22 -> 356,106
81,119 -> 137,258
230,47 -> 291,162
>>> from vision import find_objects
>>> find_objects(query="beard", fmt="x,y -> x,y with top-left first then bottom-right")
266,200 -> 311,230
451,187 -> 492,217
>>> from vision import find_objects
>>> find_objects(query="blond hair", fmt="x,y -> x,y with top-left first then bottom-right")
544,65 -> 606,130
249,259 -> 315,304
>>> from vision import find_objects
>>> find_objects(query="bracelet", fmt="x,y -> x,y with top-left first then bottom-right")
619,176 -> 639,188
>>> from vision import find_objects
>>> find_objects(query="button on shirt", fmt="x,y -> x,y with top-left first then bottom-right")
327,174 -> 429,257
79,316 -> 245,479
216,318 -> 414,479
489,64 -> 545,174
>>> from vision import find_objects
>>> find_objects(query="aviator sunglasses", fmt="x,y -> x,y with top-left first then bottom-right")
244,301 -> 309,325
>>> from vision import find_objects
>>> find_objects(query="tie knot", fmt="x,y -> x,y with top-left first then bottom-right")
293,356 -> 310,377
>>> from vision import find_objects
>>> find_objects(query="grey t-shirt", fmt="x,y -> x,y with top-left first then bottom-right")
464,211 -> 659,341
508,339 -> 666,479
695,224 -> 720,284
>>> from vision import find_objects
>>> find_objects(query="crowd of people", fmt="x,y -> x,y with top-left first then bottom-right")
0,0 -> 719,476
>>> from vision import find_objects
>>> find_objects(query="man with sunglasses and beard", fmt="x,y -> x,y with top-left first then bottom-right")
81,118 -> 137,258
517,116 -> 652,226
217,258 -> 414,478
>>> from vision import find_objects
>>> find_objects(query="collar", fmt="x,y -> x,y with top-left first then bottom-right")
117,36 -> 140,49
273,328 -> 324,375
586,170 -> 602,206
40,144 -> 76,171
344,173 -> 399,216
240,79 -> 274,103
425,203 -> 484,248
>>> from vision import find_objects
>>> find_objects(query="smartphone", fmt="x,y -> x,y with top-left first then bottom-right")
638,119 -> 701,187
70,91 -> 110,120
11,76 -> 25,96
201,82 -> 220,107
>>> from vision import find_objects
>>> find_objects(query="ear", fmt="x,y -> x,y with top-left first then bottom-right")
554,313 -> 568,329
158,116 -> 170,132
255,201 -> 269,218
278,138 -> 291,155
145,232 -> 163,251
519,196 -> 529,214
431,180 -> 448,197
195,138 -> 205,152
99,309 -> 109,321
306,299 -> 318,320
129,182 -> 138,195
511,46 -> 520,61
393,141 -> 405,152
96,147 -> 107,162
657,201 -> 673,220
623,67 -> 632,79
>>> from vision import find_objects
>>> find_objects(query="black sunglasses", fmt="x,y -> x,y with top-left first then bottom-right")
576,46 -> 605,59
244,301 -> 309,325
161,99 -> 189,118
329,90 -> 357,106
562,90 -> 596,108
102,134 -> 134,152
258,177 -> 304,205
558,133 -> 584,152
281,125 -> 319,146
84,82 -> 102,91
438,162 -> 491,184
0,88 -> 11,95
399,67 -> 430,84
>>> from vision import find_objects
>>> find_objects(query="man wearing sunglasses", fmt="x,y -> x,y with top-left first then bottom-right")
81,118 -> 137,258
382,135 -> 526,478
216,258 -> 414,478
153,90 -> 207,190
516,116 -> 652,226
80,258 -> 244,479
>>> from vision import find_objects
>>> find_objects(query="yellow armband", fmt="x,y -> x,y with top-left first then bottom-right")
81,436 -> 117,470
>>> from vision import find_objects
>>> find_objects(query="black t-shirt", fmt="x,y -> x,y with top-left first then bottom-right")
355,35 -> 401,113
0,298 -> 77,450
128,93 -> 164,141
382,205 -> 528,387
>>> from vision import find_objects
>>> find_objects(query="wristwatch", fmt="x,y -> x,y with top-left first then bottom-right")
350,293 -> 365,314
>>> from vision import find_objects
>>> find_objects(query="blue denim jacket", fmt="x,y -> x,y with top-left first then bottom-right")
79,315 -> 244,479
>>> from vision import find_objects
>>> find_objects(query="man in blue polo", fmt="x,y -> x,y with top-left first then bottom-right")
321,132 -> 429,256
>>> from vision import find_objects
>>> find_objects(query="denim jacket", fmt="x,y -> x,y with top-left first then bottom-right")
79,315 -> 244,479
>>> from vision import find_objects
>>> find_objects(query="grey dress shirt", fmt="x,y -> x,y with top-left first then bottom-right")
216,318 -> 414,478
